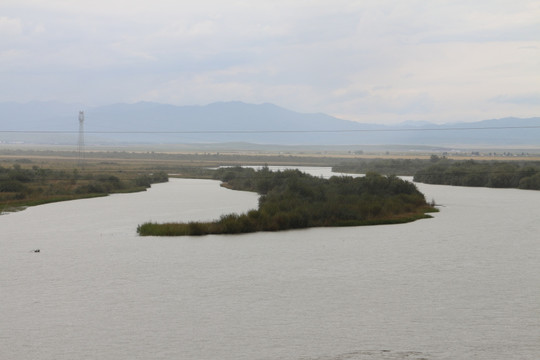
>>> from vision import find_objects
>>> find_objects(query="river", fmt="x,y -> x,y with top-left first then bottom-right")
1,168 -> 539,360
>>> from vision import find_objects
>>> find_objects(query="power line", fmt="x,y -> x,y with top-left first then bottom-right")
1,125 -> 540,134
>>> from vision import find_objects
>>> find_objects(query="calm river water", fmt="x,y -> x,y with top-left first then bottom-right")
1,167 -> 539,360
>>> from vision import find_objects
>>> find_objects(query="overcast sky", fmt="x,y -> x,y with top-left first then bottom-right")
1,0 -> 539,124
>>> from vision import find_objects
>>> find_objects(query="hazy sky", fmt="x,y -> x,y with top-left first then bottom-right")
1,0 -> 539,124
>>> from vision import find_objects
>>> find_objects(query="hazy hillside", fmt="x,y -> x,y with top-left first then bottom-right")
1,101 -> 539,146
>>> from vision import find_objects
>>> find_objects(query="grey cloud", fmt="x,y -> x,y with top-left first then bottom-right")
490,94 -> 540,105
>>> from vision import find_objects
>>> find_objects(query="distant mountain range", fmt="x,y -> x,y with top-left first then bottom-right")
1,101 -> 539,147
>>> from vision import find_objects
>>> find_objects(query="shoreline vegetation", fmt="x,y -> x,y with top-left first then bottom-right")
0,162 -> 168,214
137,166 -> 438,236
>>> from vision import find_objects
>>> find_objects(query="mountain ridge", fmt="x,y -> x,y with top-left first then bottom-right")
1,101 -> 538,146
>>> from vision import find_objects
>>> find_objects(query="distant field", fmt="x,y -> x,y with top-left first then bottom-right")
1,147 -> 539,168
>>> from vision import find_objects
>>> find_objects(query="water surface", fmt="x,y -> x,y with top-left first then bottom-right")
1,170 -> 539,360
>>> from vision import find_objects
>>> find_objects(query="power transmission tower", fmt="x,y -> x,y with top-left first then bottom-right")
78,111 -> 85,167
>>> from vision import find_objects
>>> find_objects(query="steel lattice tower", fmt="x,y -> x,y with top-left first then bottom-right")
78,111 -> 85,167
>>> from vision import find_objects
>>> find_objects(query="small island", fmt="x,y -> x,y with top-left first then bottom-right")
137,167 -> 437,236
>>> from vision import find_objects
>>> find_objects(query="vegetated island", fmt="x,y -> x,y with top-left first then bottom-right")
137,166 -> 438,236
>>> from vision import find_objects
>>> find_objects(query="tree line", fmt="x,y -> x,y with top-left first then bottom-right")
413,159 -> 540,189
334,156 -> 540,190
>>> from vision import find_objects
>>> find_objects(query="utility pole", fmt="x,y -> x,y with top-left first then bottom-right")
78,111 -> 85,167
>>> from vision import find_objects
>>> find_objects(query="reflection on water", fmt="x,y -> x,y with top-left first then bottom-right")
1,169 -> 539,360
